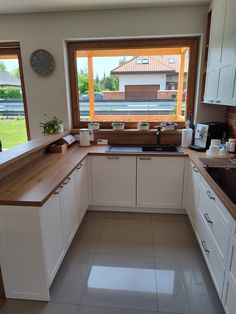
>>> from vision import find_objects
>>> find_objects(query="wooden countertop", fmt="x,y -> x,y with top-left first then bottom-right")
0,144 -> 235,221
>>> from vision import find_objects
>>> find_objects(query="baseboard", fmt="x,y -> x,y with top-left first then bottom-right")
88,205 -> 186,214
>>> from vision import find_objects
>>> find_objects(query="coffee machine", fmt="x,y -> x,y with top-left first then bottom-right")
189,122 -> 228,151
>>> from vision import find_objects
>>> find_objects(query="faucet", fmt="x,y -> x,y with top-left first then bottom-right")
156,126 -> 162,145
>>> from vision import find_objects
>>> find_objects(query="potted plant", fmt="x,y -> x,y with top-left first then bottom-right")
40,114 -> 63,135
112,122 -> 125,130
160,122 -> 177,131
137,122 -> 150,131
88,121 -> 100,130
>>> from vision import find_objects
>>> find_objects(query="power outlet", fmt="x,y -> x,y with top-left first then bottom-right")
97,139 -> 108,145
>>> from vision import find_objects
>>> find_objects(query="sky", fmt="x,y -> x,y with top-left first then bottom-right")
76,56 -> 133,78
0,59 -> 19,72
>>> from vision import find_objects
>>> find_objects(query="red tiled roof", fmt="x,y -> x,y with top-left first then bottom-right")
111,55 -> 188,75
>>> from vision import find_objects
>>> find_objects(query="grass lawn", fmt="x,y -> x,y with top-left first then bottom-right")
0,118 -> 27,150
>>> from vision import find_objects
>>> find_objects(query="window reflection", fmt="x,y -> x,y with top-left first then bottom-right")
88,266 -> 175,295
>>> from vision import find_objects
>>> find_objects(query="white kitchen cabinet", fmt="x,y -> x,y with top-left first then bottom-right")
40,188 -> 65,286
91,156 -> 136,207
183,160 -> 200,225
204,0 -> 236,106
61,171 -> 79,248
75,157 -> 90,222
222,273 -> 236,314
137,157 -> 184,209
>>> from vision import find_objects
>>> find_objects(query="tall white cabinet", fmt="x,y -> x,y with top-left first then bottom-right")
204,0 -> 236,106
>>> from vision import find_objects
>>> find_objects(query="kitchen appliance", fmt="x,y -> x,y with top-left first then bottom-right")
79,128 -> 94,146
189,122 -> 228,151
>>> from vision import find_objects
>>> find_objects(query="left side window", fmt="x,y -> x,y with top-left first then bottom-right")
0,43 -> 30,151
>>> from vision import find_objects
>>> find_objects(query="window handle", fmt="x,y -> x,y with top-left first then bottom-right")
201,241 -> 210,253
207,190 -> 215,200
204,213 -> 213,224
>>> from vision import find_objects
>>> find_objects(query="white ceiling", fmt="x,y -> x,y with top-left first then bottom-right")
0,0 -> 209,14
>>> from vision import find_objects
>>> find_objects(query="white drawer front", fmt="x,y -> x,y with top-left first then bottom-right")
200,176 -> 233,228
199,181 -> 230,265
195,208 -> 225,298
227,238 -> 236,286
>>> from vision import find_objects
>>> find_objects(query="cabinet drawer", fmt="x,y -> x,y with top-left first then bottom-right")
195,208 -> 225,298
222,273 -> 236,314
198,181 -> 230,265
200,176 -> 233,228
227,237 -> 236,286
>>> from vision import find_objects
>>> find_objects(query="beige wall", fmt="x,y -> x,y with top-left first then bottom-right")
0,5 -> 225,138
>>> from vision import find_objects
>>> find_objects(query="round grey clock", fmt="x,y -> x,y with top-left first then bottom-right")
30,49 -> 55,76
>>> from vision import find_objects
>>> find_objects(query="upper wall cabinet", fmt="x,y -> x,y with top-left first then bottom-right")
204,0 -> 236,106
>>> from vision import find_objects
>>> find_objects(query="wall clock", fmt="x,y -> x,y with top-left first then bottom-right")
30,49 -> 55,76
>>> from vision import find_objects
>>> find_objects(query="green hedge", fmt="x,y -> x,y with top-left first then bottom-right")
0,87 -> 22,100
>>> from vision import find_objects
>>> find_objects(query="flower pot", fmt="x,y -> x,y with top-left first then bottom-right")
88,123 -> 100,130
112,124 -> 125,130
137,124 -> 150,131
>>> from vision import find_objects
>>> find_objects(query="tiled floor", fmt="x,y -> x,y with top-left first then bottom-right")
0,211 -> 225,314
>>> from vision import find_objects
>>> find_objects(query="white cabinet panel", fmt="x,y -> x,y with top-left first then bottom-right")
91,156 -> 136,207
137,157 -> 184,209
223,273 -> 236,314
194,209 -> 225,298
61,172 -> 79,247
204,69 -> 219,103
75,157 -> 89,221
40,190 -> 65,286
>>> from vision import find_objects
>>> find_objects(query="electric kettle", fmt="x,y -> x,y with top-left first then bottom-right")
79,128 -> 94,146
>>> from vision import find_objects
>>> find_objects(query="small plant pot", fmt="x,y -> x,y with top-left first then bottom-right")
88,123 -> 100,130
137,124 -> 150,131
112,123 -> 125,131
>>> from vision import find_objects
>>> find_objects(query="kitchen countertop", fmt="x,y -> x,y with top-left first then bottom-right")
0,144 -> 235,220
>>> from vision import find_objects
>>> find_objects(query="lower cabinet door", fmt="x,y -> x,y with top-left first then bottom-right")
75,157 -> 89,221
40,190 -> 65,286
222,273 -> 236,314
91,156 -> 136,207
137,157 -> 184,209
61,172 -> 79,248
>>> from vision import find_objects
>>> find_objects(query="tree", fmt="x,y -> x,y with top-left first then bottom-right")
119,57 -> 127,66
10,68 -> 20,79
77,70 -> 101,95
0,62 -> 7,72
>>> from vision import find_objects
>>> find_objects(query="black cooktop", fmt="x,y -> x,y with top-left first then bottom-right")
205,167 -> 236,204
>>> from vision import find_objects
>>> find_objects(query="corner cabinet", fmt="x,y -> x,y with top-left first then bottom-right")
91,156 -> 136,207
204,0 -> 236,106
137,157 -> 185,209
0,157 -> 90,301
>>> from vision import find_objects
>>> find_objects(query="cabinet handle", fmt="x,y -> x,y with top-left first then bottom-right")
76,164 -> 83,170
54,186 -> 63,194
201,241 -> 210,253
139,157 -> 152,160
63,177 -> 71,185
107,156 -> 120,160
210,100 -> 214,103
216,100 -> 221,103
207,190 -> 215,201
192,166 -> 199,173
54,191 -> 60,195
204,213 -> 213,224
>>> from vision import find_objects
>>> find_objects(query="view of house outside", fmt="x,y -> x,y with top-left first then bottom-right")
77,51 -> 189,122
0,58 -> 27,150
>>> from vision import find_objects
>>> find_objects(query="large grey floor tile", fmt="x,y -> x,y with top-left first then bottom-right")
97,219 -> 153,256
155,256 -> 225,314
85,211 -> 109,220
151,213 -> 189,224
77,305 -> 157,314
0,300 -> 78,314
50,251 -> 94,305
69,217 -> 106,253
152,220 -> 200,259
105,211 -> 152,221
81,253 -> 157,311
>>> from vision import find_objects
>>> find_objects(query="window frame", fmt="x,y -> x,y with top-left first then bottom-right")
68,37 -> 199,129
0,42 -> 30,140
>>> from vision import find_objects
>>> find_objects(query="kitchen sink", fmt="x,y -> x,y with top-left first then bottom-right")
142,145 -> 182,152
106,145 -> 182,153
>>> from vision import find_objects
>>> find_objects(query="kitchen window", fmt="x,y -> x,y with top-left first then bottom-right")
0,42 -> 30,150
68,38 -> 198,128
